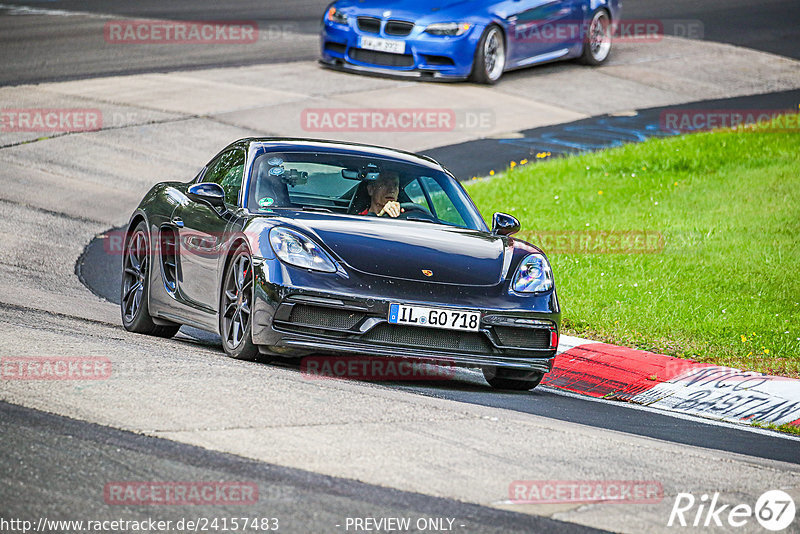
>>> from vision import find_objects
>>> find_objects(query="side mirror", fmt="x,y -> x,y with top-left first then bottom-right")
187,182 -> 225,209
491,212 -> 521,236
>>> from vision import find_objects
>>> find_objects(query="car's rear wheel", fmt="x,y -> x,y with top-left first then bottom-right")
220,243 -> 259,361
121,222 -> 180,338
580,10 -> 612,65
483,366 -> 544,391
470,25 -> 506,84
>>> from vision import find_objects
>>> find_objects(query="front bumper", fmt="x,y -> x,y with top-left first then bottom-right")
252,259 -> 559,373
320,20 -> 480,80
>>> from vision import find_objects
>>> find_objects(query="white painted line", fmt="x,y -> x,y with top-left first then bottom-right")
0,3 -> 106,17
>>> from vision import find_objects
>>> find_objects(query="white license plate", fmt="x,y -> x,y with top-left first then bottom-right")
360,36 -> 406,54
388,304 -> 480,332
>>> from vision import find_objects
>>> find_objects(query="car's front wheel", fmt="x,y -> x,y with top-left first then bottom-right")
580,10 -> 612,65
470,25 -> 506,84
483,366 -> 544,391
120,221 -> 180,338
219,243 -> 259,361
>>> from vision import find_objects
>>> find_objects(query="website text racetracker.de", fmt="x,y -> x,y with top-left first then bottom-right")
300,108 -> 495,133
0,517 -> 279,533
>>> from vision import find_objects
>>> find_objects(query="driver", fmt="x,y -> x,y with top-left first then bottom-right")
360,171 -> 403,217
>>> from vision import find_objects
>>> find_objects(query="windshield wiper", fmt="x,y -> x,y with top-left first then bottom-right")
300,206 -> 333,213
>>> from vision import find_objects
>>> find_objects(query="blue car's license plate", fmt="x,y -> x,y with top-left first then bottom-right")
388,303 -> 480,332
360,36 -> 406,54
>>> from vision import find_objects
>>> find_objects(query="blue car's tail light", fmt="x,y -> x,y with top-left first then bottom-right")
326,7 -> 349,25
269,227 -> 337,273
512,254 -> 554,293
425,22 -> 471,36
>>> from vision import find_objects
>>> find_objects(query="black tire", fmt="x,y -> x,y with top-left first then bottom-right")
483,367 -> 544,391
579,10 -> 612,66
469,25 -> 506,84
219,243 -> 259,361
120,221 -> 181,338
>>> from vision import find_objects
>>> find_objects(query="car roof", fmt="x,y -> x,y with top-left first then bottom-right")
225,137 -> 448,173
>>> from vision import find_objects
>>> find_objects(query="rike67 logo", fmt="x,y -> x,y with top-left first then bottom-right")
668,490 -> 796,531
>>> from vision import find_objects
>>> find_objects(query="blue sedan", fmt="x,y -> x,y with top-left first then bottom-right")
320,0 -> 620,83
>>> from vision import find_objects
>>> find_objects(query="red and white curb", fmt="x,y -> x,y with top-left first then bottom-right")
543,335 -> 800,428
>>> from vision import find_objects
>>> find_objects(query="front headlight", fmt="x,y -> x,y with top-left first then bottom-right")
326,6 -> 349,25
512,254 -> 553,293
269,227 -> 337,273
425,22 -> 471,36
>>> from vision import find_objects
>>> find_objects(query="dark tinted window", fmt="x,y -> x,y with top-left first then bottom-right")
204,149 -> 245,206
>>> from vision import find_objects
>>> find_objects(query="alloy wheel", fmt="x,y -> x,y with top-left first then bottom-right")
222,251 -> 253,349
589,11 -> 611,62
122,230 -> 148,323
484,27 -> 505,81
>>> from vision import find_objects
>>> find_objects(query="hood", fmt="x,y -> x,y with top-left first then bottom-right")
336,0 -> 484,23
281,213 -> 506,286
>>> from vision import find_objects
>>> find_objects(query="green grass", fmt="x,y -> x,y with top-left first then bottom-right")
465,115 -> 800,377
751,420 -> 800,436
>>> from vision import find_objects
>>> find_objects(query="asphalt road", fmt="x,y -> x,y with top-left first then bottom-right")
1,0 -> 798,86
3,1 -> 800,531
0,401 -> 598,534
0,1 -> 327,86
427,88 -> 800,179
77,232 -> 800,466
624,0 -> 800,59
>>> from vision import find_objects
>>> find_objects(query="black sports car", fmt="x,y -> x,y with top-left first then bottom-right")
121,138 -> 560,390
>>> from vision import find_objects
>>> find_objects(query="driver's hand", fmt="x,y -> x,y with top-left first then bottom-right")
378,201 -> 403,218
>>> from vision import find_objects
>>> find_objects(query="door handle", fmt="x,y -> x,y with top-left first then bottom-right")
172,217 -> 184,228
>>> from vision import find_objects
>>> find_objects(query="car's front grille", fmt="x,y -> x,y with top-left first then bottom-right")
275,303 -> 556,358
385,20 -> 414,36
357,16 -> 381,33
350,48 -> 414,67
362,324 -> 494,353
493,326 -> 552,349
288,305 -> 365,330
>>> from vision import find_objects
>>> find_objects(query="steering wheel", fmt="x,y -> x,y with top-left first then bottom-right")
397,202 -> 436,222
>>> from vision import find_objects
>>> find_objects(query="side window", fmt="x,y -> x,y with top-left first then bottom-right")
402,179 -> 429,208
203,149 -> 246,206
419,176 -> 467,227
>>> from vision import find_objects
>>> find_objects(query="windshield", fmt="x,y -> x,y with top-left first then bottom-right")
246,151 -> 487,231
